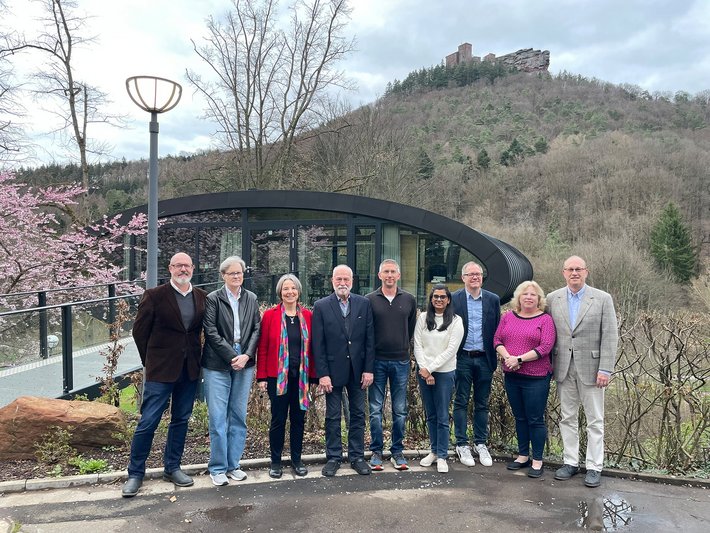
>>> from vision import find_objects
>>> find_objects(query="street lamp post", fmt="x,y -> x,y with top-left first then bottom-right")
125,76 -> 182,289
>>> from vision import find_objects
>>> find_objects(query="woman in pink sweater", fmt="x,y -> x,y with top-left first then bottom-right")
494,281 -> 556,478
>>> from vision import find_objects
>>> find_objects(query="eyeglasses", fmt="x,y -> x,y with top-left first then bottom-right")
463,273 -> 483,278
224,271 -> 244,277
170,263 -> 193,269
432,295 -> 449,300
563,267 -> 587,273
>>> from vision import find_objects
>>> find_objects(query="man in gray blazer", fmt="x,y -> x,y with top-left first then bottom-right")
547,256 -> 618,488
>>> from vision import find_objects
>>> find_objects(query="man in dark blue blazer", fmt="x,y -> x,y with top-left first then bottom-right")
312,264 -> 375,477
451,261 -> 501,468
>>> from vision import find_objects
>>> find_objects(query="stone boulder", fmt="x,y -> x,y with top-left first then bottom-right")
0,396 -> 128,460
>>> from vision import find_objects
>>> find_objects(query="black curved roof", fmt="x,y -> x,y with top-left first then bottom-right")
119,190 -> 532,302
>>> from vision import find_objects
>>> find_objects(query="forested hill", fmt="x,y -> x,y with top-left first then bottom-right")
17,70 -> 710,312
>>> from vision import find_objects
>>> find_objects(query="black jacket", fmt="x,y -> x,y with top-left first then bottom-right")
202,286 -> 261,371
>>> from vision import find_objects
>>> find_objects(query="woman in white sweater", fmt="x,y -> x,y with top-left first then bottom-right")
413,284 -> 464,473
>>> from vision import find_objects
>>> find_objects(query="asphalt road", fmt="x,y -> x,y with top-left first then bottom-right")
2,461 -> 708,532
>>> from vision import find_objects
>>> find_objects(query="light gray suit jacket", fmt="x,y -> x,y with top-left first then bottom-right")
547,285 -> 619,386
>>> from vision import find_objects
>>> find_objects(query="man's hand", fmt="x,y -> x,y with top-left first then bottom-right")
361,372 -> 373,389
257,381 -> 267,392
319,376 -> 333,394
596,372 -> 610,388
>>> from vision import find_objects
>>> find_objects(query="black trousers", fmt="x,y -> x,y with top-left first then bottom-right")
266,376 -> 306,464
324,367 -> 365,462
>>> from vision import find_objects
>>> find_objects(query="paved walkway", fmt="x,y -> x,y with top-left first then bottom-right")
1,455 -> 708,532
0,338 -> 141,407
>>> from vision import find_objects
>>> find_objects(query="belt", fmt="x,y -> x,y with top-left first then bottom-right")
461,350 -> 486,357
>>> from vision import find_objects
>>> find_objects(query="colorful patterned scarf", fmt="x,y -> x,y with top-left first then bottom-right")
276,303 -> 310,410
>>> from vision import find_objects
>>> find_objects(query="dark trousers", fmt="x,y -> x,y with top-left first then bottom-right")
266,376 -> 306,465
504,373 -> 551,460
127,362 -> 197,478
453,354 -> 493,446
325,368 -> 366,462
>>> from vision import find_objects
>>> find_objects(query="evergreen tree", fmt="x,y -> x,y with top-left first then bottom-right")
477,148 -> 490,170
650,202 -> 697,283
417,148 -> 435,180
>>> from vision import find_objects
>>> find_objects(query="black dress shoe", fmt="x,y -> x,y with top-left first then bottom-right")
292,461 -> 308,476
554,464 -> 580,480
122,477 -> 142,498
322,459 -> 341,477
527,465 -> 544,478
351,458 -> 371,475
506,459 -> 532,471
269,464 -> 283,479
162,469 -> 194,487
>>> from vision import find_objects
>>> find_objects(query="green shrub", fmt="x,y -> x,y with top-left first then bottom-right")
34,426 -> 76,465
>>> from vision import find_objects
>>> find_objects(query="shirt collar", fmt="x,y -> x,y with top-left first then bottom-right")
170,280 -> 193,296
567,284 -> 587,298
466,289 -> 482,301
225,285 -> 241,301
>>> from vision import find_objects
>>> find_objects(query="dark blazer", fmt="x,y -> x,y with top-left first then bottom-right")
202,286 -> 261,372
312,293 -> 375,387
256,304 -> 316,381
132,283 -> 207,383
451,288 -> 501,372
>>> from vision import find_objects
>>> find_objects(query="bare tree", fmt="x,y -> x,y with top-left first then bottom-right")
8,0 -> 123,189
187,0 -> 355,190
0,0 -> 30,165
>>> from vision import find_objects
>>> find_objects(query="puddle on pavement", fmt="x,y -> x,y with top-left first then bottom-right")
577,495 -> 633,531
185,504 -> 253,524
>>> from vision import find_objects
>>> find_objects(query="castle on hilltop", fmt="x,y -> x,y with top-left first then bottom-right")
445,43 -> 550,73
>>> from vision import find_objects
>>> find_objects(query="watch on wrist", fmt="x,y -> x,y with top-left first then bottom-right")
517,357 -> 523,364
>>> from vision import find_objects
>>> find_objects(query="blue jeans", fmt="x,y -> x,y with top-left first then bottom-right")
504,373 -> 551,460
505,373 -> 550,461
418,370 -> 455,458
325,371 -> 366,462
368,359 -> 410,454
203,364 -> 255,474
453,355 -> 493,446
127,363 -> 198,479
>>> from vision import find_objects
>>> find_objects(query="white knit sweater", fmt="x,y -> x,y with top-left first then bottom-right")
413,313 -> 464,373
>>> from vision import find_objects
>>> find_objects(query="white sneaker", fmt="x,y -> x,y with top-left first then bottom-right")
456,445 -> 475,467
474,444 -> 493,467
227,469 -> 247,481
436,458 -> 449,473
419,453 -> 437,467
210,473 -> 229,486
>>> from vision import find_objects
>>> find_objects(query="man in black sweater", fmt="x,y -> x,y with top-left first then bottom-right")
366,259 -> 417,470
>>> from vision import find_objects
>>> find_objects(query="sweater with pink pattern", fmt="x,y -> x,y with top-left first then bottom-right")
493,311 -> 556,377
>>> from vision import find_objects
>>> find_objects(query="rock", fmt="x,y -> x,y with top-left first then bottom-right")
0,396 -> 127,460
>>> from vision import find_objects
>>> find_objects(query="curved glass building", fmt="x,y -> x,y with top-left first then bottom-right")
118,190 -> 532,305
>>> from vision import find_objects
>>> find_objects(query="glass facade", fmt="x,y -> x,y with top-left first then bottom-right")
142,207 -> 482,307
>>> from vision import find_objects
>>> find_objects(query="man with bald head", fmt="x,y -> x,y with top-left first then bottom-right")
122,252 -> 207,497
547,255 -> 618,488
312,264 -> 375,477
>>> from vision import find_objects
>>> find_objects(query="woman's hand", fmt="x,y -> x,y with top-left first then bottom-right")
231,354 -> 250,370
504,355 -> 520,371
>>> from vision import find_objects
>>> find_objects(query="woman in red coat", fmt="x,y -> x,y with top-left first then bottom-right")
257,274 -> 316,478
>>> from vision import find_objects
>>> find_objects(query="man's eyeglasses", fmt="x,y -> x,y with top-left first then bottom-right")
224,271 -> 244,277
462,273 -> 483,278
432,295 -> 449,300
170,263 -> 193,269
563,267 -> 587,273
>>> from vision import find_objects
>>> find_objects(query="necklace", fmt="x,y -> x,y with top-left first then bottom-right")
287,314 -> 296,324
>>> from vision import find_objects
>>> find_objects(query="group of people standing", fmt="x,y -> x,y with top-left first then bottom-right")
121,251 -> 617,498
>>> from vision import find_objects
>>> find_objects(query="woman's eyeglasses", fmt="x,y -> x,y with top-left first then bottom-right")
432,295 -> 448,300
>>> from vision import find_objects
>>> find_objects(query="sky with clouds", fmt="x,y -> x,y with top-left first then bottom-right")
4,0 -> 710,166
